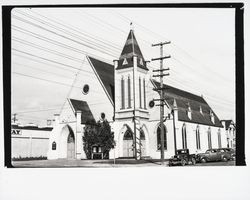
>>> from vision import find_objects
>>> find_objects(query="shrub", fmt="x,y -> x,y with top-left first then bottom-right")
83,120 -> 115,159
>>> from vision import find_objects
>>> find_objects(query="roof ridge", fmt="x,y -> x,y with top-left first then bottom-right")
153,79 -> 204,100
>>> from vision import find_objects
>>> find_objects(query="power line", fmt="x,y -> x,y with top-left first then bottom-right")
13,37 -> 86,63
28,9 -> 122,51
11,9 -> 234,119
12,71 -> 102,94
12,15 -> 118,58
12,25 -> 113,64
13,47 -> 234,107
111,10 -> 233,86
14,9 -> 121,54
13,62 -> 75,79
12,48 -> 96,76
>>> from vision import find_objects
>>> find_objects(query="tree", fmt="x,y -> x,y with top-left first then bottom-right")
83,119 -> 115,159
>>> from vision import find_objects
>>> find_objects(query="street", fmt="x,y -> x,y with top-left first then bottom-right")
12,159 -> 235,168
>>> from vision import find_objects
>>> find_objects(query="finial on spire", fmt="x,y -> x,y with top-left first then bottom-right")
130,22 -> 134,31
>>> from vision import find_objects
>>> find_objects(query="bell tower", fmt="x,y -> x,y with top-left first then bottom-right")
113,27 -> 149,159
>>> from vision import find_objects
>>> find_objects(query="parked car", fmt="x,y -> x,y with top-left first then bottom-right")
217,148 -> 235,160
196,149 -> 230,163
168,149 -> 196,166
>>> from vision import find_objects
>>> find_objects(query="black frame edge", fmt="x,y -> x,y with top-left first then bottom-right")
235,4 -> 246,166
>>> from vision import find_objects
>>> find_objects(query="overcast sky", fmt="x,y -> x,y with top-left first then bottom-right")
11,7 -> 235,126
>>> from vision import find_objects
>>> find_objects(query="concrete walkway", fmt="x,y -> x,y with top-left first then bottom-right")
12,159 -> 235,168
12,159 -> 167,168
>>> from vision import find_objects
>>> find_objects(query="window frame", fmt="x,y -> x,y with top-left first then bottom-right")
156,124 -> 167,150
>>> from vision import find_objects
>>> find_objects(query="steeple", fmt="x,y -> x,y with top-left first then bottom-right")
116,28 -> 148,71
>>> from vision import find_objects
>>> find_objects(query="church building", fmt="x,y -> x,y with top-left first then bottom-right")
47,29 -> 227,160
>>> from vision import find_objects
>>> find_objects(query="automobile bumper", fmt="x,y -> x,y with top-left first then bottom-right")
169,160 -> 181,165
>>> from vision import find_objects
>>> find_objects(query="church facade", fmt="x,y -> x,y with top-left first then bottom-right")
47,29 -> 227,160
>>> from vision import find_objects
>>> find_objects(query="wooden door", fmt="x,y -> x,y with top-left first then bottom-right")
123,140 -> 133,157
140,140 -> 146,156
67,132 -> 75,159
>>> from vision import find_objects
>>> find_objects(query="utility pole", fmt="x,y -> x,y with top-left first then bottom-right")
152,41 -> 171,164
12,113 -> 17,123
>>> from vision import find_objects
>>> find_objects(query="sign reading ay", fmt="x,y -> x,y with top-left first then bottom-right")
11,129 -> 22,135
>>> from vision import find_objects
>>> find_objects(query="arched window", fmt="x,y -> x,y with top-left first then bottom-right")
140,129 -> 145,140
121,77 -> 125,109
182,124 -> 187,149
196,126 -> 201,150
139,77 -> 142,108
123,129 -> 133,140
143,78 -> 146,109
52,141 -> 56,150
208,127 -> 212,149
218,129 -> 222,148
157,124 -> 167,150
127,76 -> 131,108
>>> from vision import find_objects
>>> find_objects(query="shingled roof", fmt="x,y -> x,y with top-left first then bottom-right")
153,80 -> 223,127
116,30 -> 148,71
69,99 -> 96,124
88,56 -> 115,103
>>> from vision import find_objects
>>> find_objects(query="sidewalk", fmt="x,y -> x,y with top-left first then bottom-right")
12,158 -> 168,168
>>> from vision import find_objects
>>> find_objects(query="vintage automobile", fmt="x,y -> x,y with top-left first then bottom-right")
196,148 -> 230,163
168,149 -> 196,166
217,148 -> 235,160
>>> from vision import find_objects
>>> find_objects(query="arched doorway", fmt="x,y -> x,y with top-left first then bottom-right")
140,129 -> 146,156
123,128 -> 134,157
67,130 -> 75,159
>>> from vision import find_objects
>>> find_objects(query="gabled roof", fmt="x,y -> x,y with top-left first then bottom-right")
69,99 -> 96,124
88,56 -> 115,103
117,30 -> 148,71
153,80 -> 223,127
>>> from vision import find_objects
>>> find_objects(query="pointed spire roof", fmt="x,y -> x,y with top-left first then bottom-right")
116,29 -> 148,71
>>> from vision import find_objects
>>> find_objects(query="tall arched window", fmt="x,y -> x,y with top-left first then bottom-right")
121,77 -> 125,109
208,127 -> 212,149
140,129 -> 145,140
127,76 -> 131,108
139,77 -> 142,108
143,78 -> 146,109
157,124 -> 167,150
182,124 -> 187,149
196,126 -> 201,150
218,129 -> 222,148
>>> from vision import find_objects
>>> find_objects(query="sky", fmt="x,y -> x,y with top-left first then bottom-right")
11,7 -> 236,126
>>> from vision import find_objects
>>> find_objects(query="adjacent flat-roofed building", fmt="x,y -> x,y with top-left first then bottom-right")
11,124 -> 52,159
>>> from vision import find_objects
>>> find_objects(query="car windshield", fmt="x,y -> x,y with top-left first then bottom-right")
177,150 -> 187,154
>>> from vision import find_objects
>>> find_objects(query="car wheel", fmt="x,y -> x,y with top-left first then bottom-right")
181,159 -> 186,166
191,158 -> 196,165
222,157 -> 228,162
201,158 -> 207,163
